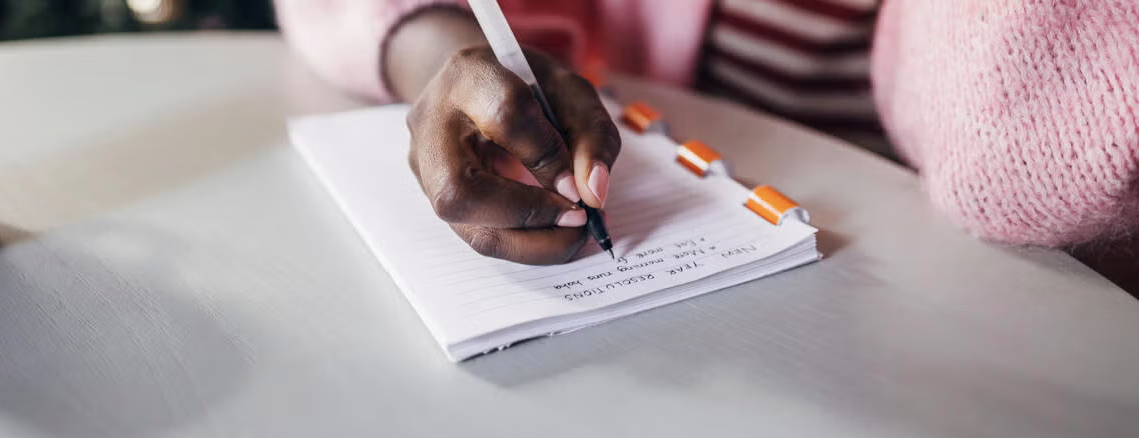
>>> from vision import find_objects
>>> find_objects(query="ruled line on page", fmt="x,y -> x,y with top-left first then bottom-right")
288,105 -> 817,351
449,230 -> 764,307
409,200 -> 729,280
427,219 -> 757,293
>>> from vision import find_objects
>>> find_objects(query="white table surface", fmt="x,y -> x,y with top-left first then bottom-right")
1,33 -> 1137,438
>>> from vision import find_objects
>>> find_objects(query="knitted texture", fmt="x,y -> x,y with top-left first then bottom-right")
274,0 -> 712,103
275,0 -> 464,101
872,0 -> 1139,247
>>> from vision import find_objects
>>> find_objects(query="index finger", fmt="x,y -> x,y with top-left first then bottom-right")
529,54 -> 622,208
407,115 -> 585,229
447,48 -> 582,203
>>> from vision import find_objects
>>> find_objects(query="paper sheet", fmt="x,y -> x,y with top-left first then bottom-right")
289,105 -> 817,357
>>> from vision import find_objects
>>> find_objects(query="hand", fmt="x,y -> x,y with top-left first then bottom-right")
405,46 -> 621,264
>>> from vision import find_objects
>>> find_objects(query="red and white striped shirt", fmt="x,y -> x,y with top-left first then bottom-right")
698,0 -> 884,149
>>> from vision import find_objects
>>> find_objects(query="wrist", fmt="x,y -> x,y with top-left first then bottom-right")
383,6 -> 486,102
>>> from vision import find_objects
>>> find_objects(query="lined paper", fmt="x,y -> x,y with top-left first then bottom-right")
290,105 -> 818,360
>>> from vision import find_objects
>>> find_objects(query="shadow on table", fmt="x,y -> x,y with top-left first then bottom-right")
0,88 -> 288,230
460,242 -> 1136,437
0,222 -> 33,246
0,221 -> 251,438
459,245 -> 882,383
732,178 -> 851,258
1068,236 -> 1139,299
805,195 -> 850,257
462,197 -> 860,387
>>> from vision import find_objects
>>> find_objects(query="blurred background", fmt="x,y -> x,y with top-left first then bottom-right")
0,0 -> 275,40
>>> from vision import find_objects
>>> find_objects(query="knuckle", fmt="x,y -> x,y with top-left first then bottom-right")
516,204 -> 543,229
406,94 -> 450,137
487,94 -> 521,134
484,85 -> 537,144
466,228 -> 503,258
589,113 -> 620,141
406,104 -> 420,126
451,46 -> 487,66
406,101 -> 427,133
569,112 -> 621,166
430,186 -> 466,222
492,81 -> 532,126
429,167 -> 479,222
489,82 -> 567,174
521,142 -> 564,175
454,46 -> 479,60
503,79 -> 533,107
407,151 -> 420,177
449,46 -> 497,82
552,230 -> 589,264
590,116 -> 622,161
442,46 -> 495,94
564,73 -> 596,92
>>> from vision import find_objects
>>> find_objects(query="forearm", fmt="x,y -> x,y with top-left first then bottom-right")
384,7 -> 486,102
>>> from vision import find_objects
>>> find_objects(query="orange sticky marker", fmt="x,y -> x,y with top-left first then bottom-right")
581,63 -> 607,90
621,102 -> 664,134
745,185 -> 810,225
676,140 -> 726,177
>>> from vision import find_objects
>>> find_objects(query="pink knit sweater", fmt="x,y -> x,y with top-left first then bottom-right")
276,0 -> 1139,290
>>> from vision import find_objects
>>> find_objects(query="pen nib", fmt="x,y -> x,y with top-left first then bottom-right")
606,249 -> 615,259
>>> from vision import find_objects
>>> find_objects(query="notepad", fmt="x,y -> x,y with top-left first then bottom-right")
289,103 -> 820,361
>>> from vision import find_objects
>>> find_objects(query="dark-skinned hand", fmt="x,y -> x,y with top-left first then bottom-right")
403,45 -> 620,264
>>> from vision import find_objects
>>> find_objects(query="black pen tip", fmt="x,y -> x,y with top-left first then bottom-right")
607,249 -> 615,259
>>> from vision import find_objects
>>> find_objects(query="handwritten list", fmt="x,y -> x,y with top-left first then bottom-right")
290,105 -> 818,360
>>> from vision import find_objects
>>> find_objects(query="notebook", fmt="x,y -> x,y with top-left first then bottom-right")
288,102 -> 820,362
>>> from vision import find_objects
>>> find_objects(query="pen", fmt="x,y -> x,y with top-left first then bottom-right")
468,0 -> 615,259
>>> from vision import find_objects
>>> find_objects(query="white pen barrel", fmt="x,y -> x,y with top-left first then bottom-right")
467,0 -> 539,86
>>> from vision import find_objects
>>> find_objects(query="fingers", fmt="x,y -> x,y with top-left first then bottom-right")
530,52 -> 622,208
428,166 -> 587,229
451,223 -> 587,265
405,45 -> 608,265
446,48 -> 582,203
407,120 -> 585,229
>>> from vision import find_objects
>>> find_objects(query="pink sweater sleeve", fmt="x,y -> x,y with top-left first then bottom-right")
871,0 -> 1139,247
275,0 -> 466,102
